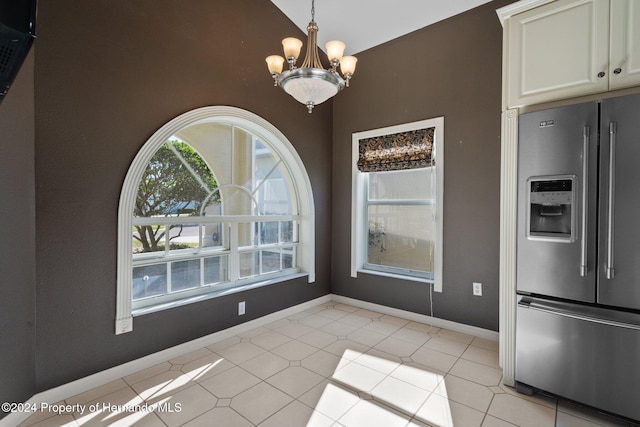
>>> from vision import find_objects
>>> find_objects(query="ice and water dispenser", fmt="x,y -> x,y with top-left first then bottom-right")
527,176 -> 575,241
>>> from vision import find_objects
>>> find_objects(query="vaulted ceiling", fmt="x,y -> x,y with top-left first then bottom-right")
270,0 -> 494,55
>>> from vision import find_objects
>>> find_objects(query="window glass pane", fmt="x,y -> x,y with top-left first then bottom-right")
171,259 -> 200,292
260,221 -> 279,245
202,223 -> 224,248
175,122 -> 232,185
367,205 -> 434,272
280,221 -> 295,243
169,224 -> 200,251
239,251 -> 259,278
133,264 -> 167,299
135,141 -> 217,218
261,250 -> 281,273
368,168 -> 434,200
133,225 -> 166,254
204,255 -> 228,285
237,222 -> 257,248
254,139 -> 294,215
230,127 -> 255,213
219,186 -> 256,216
203,198 -> 222,217
258,178 -> 292,215
283,248 -> 294,269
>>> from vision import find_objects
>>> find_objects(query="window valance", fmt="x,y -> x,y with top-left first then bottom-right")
357,127 -> 435,172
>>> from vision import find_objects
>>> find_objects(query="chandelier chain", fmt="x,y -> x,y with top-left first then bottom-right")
311,0 -> 315,21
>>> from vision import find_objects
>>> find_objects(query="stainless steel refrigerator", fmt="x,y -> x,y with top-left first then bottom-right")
516,92 -> 640,422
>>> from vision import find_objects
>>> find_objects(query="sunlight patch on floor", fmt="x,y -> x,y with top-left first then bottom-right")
313,348 -> 452,426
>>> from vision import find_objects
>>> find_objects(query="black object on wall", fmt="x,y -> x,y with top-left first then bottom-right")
0,0 -> 36,103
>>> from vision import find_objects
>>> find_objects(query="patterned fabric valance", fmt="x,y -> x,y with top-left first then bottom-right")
357,127 -> 435,172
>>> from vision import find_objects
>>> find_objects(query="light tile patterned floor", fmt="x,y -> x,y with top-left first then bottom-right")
17,302 -> 638,427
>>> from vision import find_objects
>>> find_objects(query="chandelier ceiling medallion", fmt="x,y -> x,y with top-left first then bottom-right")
266,0 -> 357,113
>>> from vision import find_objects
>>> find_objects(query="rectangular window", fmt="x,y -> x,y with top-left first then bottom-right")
351,118 -> 444,291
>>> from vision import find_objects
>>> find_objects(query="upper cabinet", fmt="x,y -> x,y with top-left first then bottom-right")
498,0 -> 640,108
609,0 -> 640,90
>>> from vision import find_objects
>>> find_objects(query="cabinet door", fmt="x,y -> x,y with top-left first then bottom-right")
506,0 -> 610,108
609,0 -> 640,90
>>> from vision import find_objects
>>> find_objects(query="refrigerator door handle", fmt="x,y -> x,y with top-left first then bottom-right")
580,126 -> 589,277
606,122 -> 616,280
519,299 -> 640,331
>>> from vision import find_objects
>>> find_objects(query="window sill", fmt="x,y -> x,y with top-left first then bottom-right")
132,272 -> 309,318
357,268 -> 434,285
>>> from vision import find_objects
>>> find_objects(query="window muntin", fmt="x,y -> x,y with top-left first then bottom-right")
117,107 -> 315,334
351,117 -> 444,291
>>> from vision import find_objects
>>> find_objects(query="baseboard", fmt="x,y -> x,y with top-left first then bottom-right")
0,295 -> 331,427
1,293 -> 498,426
331,295 -> 499,342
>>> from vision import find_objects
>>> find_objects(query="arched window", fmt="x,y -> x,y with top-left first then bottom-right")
116,107 -> 315,334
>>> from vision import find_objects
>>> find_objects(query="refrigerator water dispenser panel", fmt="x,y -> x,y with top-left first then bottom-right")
527,176 -> 575,241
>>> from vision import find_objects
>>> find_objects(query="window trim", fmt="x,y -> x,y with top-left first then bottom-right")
116,106 -> 315,334
351,117 -> 444,292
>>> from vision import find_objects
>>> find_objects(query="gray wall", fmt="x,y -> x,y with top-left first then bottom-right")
32,0 -> 332,392
0,50 -> 37,409
331,0 -> 512,331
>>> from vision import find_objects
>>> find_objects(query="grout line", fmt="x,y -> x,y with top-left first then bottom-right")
17,301 -> 579,427
10,296 -> 504,427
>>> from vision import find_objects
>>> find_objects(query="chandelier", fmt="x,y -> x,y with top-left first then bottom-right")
265,0 -> 357,113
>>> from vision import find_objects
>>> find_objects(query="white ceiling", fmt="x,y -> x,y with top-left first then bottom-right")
270,0 -> 494,55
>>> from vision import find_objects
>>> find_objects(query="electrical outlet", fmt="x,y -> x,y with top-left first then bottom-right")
238,301 -> 246,315
473,282 -> 483,296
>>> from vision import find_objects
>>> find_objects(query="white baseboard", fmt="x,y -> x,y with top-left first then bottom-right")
0,295 -> 331,427
331,295 -> 499,342
1,293 -> 497,427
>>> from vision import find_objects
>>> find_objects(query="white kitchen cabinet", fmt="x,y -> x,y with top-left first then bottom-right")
609,0 -> 640,90
500,0 -> 640,108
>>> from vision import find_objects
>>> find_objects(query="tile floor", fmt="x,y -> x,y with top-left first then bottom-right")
17,301 -> 638,427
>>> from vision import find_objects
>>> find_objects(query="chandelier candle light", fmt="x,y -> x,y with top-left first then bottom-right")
266,0 -> 357,113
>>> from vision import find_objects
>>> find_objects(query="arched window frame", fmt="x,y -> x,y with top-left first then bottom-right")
116,106 -> 315,334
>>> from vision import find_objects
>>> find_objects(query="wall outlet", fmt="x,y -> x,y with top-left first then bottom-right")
238,301 -> 246,315
473,282 -> 483,296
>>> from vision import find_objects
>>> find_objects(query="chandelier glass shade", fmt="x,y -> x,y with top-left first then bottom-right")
266,0 -> 357,113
